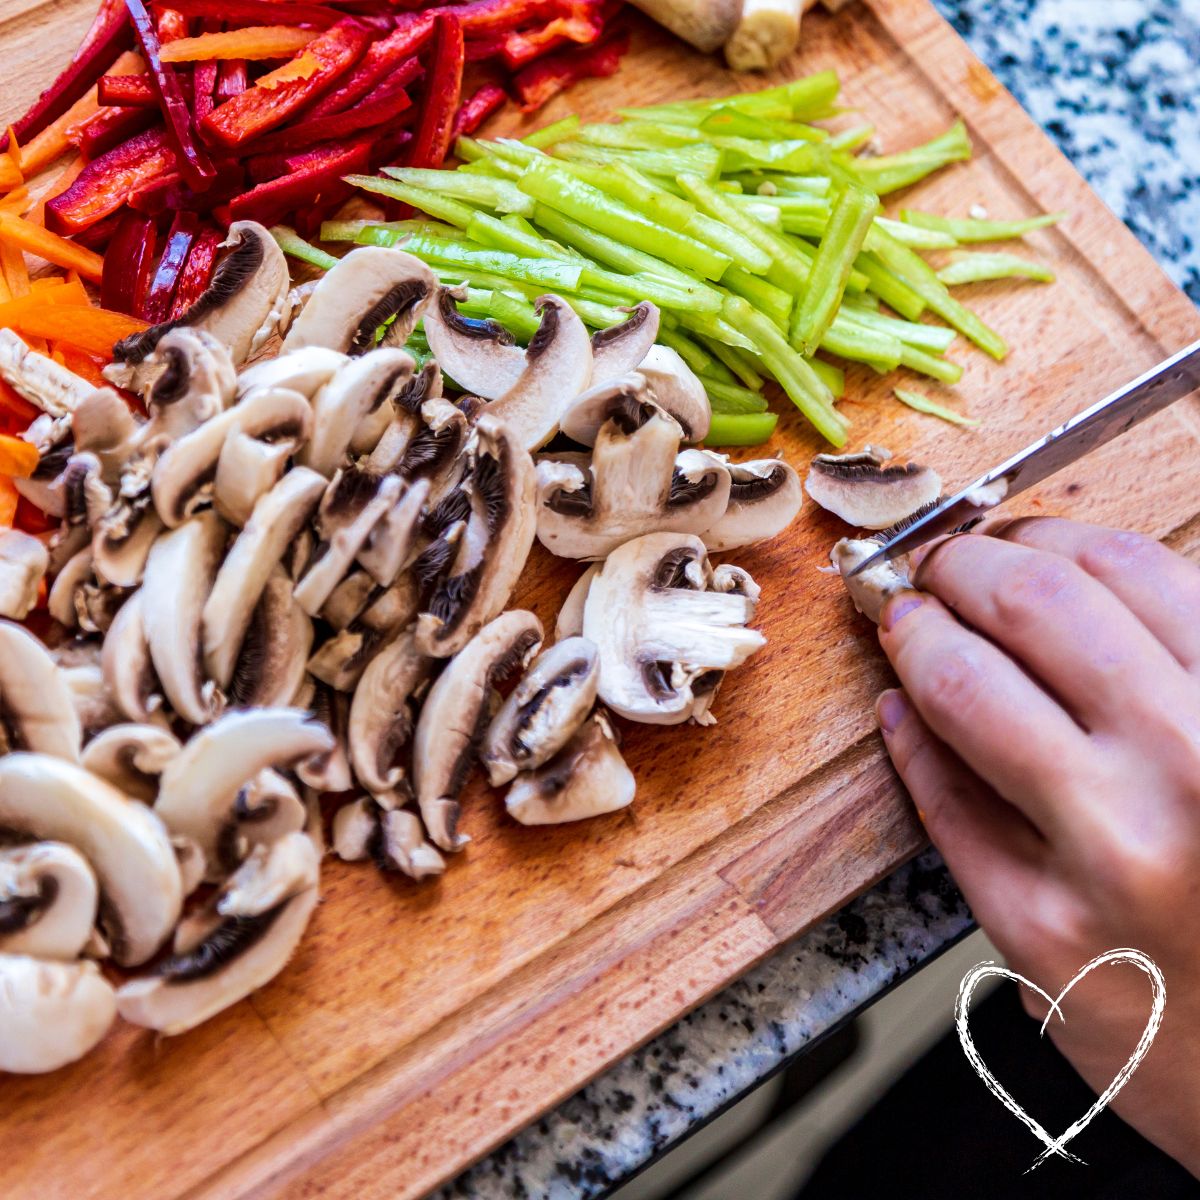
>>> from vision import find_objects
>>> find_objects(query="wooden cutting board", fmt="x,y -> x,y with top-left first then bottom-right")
3,2 -> 1199,1197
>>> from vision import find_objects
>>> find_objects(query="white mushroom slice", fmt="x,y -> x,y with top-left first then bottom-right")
47,544 -> 93,629
555,564 -> 599,641
202,468 -> 326,690
589,302 -> 661,384
637,344 -> 711,443
154,708 -> 333,881
233,769 -> 307,855
151,385 -> 311,528
321,569 -> 378,631
92,498 -> 163,588
584,532 -> 766,725
536,401 -> 731,561
0,955 -> 116,1073
57,451 -> 112,530
506,710 -> 635,825
117,835 -> 319,1036
282,246 -> 438,356
0,753 -> 182,965
0,843 -> 99,960
236,346 -> 348,400
805,448 -> 941,530
348,630 -> 431,799
413,610 -> 543,851
365,365 -> 450,466
107,221 -> 291,387
70,388 -> 143,483
60,651 -> 124,740
227,568 -> 314,710
299,348 -> 415,477
830,536 -> 913,624
217,831 -> 318,918
142,511 -> 227,726
702,458 -> 803,551
481,637 -> 600,786
332,797 -> 376,862
0,329 -> 93,416
414,416 -> 538,658
80,724 -> 182,803
0,621 -> 82,760
375,808 -> 445,880
213,434 -> 292,527
298,686 -> 354,793
293,469 -> 404,616
138,327 -> 236,417
102,589 -> 161,722
356,477 -> 429,587
0,528 -> 48,619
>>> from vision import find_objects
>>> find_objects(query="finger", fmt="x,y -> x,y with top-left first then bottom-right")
878,590 -> 1090,833
876,687 -> 1044,945
913,533 -> 1193,733
994,517 -> 1200,673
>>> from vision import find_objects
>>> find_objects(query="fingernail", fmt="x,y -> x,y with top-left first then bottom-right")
876,688 -> 909,735
880,592 -> 922,631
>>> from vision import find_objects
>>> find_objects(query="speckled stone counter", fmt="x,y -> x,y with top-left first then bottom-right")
437,3 -> 1200,1195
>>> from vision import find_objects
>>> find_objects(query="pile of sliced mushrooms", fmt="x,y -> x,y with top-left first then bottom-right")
0,221 -> 806,1073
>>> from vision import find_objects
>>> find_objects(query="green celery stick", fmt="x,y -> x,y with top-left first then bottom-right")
656,325 -> 717,375
487,290 -> 542,340
679,311 -> 758,352
575,121 -> 704,149
553,140 -> 724,180
703,339 -> 765,389
380,167 -> 535,215
936,253 -> 1055,285
820,317 -> 902,369
566,297 -> 631,328
467,210 -> 561,257
739,201 -> 783,228
641,71 -> 836,121
462,155 -> 523,179
271,225 -> 338,271
705,411 -> 779,446
894,387 -> 978,427
727,193 -> 832,216
853,251 -> 926,321
694,353 -> 737,385
320,219 -> 465,247
523,114 -> 580,148
829,123 -> 876,152
848,120 -> 972,194
854,291 -> 880,309
701,377 -> 770,414
838,304 -> 956,351
900,209 -> 1066,242
717,139 -> 830,174
434,267 -> 537,298
403,233 -> 584,290
810,357 -> 845,397
899,344 -> 964,383
454,135 -> 486,162
348,177 -> 478,228
721,267 -> 793,328
782,71 -> 841,118
519,164 -> 732,280
874,215 -> 957,249
698,108 -> 824,144
729,173 -> 831,195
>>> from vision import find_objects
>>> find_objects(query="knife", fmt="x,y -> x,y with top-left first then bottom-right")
847,338 -> 1200,577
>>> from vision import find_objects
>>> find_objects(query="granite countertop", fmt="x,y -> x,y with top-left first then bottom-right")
438,2 -> 1200,1195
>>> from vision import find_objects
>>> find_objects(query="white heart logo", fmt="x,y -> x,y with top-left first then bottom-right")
955,948 -> 1166,1171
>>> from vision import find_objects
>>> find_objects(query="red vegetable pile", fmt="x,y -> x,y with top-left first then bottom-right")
2,0 -> 629,318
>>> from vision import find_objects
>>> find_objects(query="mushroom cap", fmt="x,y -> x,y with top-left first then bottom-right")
555,563 -> 599,642
212,433 -> 292,528
702,458 -> 803,552
356,476 -> 429,588
101,588 -> 161,723
830,536 -> 913,624
0,620 -> 82,760
480,636 -> 600,786
80,723 -> 182,803
0,842 -> 99,960
505,710 -> 635,826
637,344 -> 711,443
413,609 -> 543,851
0,528 -> 49,620
583,532 -> 765,725
805,449 -> 941,530
0,955 -> 117,1073
0,753 -> 182,965
92,498 -> 163,588
141,327 -> 235,419
589,303 -> 661,385
236,346 -> 348,401
557,372 -> 655,448
282,246 -> 438,357
332,797 -> 376,862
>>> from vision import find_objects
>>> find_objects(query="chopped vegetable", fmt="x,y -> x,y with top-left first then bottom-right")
271,224 -> 339,270
166,0 -> 342,26
894,387 -> 979,427
0,435 -> 40,478
936,252 -> 1055,286
511,29 -> 628,113
0,212 -> 105,283
850,120 -> 972,194
169,226 -> 223,316
76,103 -> 157,159
142,212 -> 197,321
705,412 -> 779,446
0,478 -> 18,528
453,83 -> 507,137
5,304 -> 147,356
97,73 -> 157,106
405,13 -> 465,170
100,209 -> 156,313
305,15 -> 432,117
159,26 -> 318,62
901,209 -> 1066,243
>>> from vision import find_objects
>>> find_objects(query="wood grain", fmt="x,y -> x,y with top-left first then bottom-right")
1,1 -> 1198,1197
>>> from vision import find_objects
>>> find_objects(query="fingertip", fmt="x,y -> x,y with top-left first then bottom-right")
875,687 -> 910,735
878,590 -> 924,632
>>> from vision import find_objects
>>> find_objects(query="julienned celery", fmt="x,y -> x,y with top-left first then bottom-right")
552,140 -> 724,181
852,251 -> 926,321
829,123 -> 876,153
700,377 -> 770,414
810,357 -> 844,398
706,411 -> 779,445
839,304 -> 956,352
657,325 -> 717,375
847,121 -> 972,194
821,316 -> 901,369
703,338 -> 765,390
721,267 -> 792,328
791,185 -> 878,354
271,225 -> 338,271
899,344 -> 964,384
522,114 -> 580,148
936,253 -> 1055,285
901,209 -> 1066,242
874,215 -> 957,250
380,167 -> 535,216
403,233 -> 585,291
348,176 -> 478,229
486,290 -> 542,340
894,388 -> 979,427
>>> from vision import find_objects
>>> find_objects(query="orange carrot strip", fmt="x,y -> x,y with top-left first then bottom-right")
0,380 -> 38,427
8,305 -> 148,356
24,157 -> 85,225
0,434 -> 39,478
0,156 -> 22,192
0,213 -> 105,283
55,343 -> 109,385
0,477 -> 18,527
0,241 -> 30,298
0,283 -> 81,322
0,187 -> 31,213
159,26 -> 317,62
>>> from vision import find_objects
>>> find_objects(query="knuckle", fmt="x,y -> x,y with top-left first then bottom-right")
1077,529 -> 1160,579
992,556 -> 1080,625
917,644 -> 988,723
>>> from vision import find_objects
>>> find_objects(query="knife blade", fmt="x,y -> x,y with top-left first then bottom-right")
846,338 -> 1200,577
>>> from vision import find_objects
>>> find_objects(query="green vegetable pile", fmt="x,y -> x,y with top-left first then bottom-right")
275,69 -> 1064,447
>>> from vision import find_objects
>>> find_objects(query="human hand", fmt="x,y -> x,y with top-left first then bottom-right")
874,517 -> 1200,1175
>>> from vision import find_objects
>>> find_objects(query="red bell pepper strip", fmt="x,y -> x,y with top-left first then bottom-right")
156,7 -> 189,42
46,127 -> 178,234
215,59 -> 249,100
101,209 -> 157,315
0,0 -> 133,153
125,0 -> 217,190
76,104 -> 158,158
126,163 -> 243,215
501,0 -> 614,70
98,73 -> 158,107
166,0 -> 343,28
192,26 -> 221,123
406,12 -> 464,170
170,225 -> 222,316
511,26 -> 627,112
432,0 -> 560,35
464,35 -> 505,62
452,82 -> 506,137
305,16 -> 431,117
72,210 -> 124,251
200,19 -> 371,148
143,211 -> 198,321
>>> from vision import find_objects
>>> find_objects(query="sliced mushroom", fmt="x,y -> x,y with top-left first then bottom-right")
702,458 -> 803,551
299,348 -> 415,477
414,416 -> 537,658
138,327 -> 236,418
108,221 -> 291,386
372,807 -> 446,880
0,620 -> 82,760
0,842 -> 99,960
332,797 -> 377,861
236,345 -> 348,400
0,955 -> 117,1073
92,496 -> 163,588
356,476 -> 429,587
151,385 -> 311,528
142,511 -> 227,726
0,753 -> 182,965
47,544 -> 94,628
71,388 -> 144,483
480,637 -> 600,786
0,528 -> 48,619
536,400 -> 730,560
226,568 -> 314,709
57,451 -> 111,530
154,708 -> 333,881
830,536 -> 913,624
102,589 -> 161,722
555,563 -> 599,641
0,329 -> 93,417
297,686 -> 354,793
13,440 -> 68,517
56,642 -> 125,739
213,433 -> 293,527
805,448 -> 941,530
583,532 -> 765,725
413,609 -> 543,851
589,303 -> 661,384
117,832 -> 319,1035
506,710 -> 636,825
234,769 -> 307,854
202,467 -> 326,690
80,724 -> 182,802
282,246 -> 437,356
